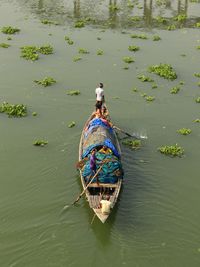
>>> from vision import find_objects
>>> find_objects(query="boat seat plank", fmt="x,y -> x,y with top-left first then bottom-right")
87,183 -> 118,188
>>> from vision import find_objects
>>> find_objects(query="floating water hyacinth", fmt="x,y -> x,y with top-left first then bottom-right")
68,121 -> 75,128
177,128 -> 191,135
123,56 -> 134,63
0,102 -> 27,117
33,140 -> 48,146
122,139 -> 141,150
0,43 -> 10,48
148,63 -> 177,80
66,90 -> 80,96
128,45 -> 140,51
170,86 -> 180,94
137,74 -> 154,82
158,144 -> 184,157
1,26 -> 20,34
34,77 -> 56,87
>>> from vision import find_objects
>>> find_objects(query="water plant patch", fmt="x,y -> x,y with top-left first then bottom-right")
65,36 -> 74,45
66,90 -> 80,96
194,118 -> 200,123
68,121 -> 75,128
37,45 -> 53,55
122,139 -> 141,150
0,43 -> 10,48
1,26 -> 20,34
137,74 -> 154,82
194,73 -> 200,78
177,128 -> 191,135
41,19 -> 59,25
33,140 -> 48,146
97,49 -> 104,55
130,33 -> 148,39
153,35 -> 161,41
20,45 -> 53,60
34,77 -> 56,87
123,56 -> 134,63
78,48 -> 89,54
0,102 -> 27,117
128,45 -> 140,52
170,86 -> 180,94
148,63 -> 177,80
145,96 -> 155,101
74,20 -> 85,28
73,56 -> 82,62
158,144 -> 184,157
20,46 -> 39,61
195,97 -> 200,103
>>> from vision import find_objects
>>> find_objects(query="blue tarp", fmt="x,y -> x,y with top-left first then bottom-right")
84,118 -> 113,138
82,138 -> 120,159
82,151 -> 123,184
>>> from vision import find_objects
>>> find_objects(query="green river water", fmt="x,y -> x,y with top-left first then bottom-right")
0,0 -> 200,266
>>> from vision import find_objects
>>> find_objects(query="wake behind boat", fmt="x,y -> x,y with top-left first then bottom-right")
78,108 -> 123,223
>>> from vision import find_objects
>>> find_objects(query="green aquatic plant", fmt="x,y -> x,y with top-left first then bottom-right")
128,45 -> 140,52
109,4 -> 120,11
1,26 -> 20,34
37,45 -> 53,55
33,140 -> 48,146
32,112 -> 37,116
78,48 -> 89,54
198,82 -> 200,87
148,63 -> 177,80
7,36 -> 12,40
0,43 -> 10,48
158,144 -> 184,157
196,46 -> 200,50
141,93 -> 147,97
137,75 -> 154,82
129,16 -> 141,22
0,102 -> 27,117
177,128 -> 191,135
68,121 -> 75,128
170,86 -> 180,94
97,49 -> 104,55
41,19 -> 59,25
130,34 -> 148,39
34,77 -> 56,87
127,1 -> 134,8
156,0 -> 167,6
152,84 -> 158,89
132,87 -> 138,92
155,16 -> 167,24
194,73 -> 200,78
123,65 -> 129,70
20,46 -> 39,61
196,22 -> 200,28
97,37 -> 101,40
73,56 -> 82,62
74,20 -> 85,28
174,14 -> 187,22
194,118 -> 200,123
145,96 -> 155,101
167,25 -> 176,31
65,36 -> 74,45
179,81 -> 185,85
195,97 -> 200,103
122,139 -> 141,150
66,90 -> 80,96
153,35 -> 161,41
123,56 -> 134,63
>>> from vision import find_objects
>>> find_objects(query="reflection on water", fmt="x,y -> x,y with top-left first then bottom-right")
17,0 -> 200,29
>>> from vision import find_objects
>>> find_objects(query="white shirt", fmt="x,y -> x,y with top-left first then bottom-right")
95,87 -> 104,101
100,199 -> 111,214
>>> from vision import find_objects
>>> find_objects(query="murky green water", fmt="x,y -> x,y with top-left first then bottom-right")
1,0 -> 200,266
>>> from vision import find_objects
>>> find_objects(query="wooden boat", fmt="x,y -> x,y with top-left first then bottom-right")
78,109 -> 123,223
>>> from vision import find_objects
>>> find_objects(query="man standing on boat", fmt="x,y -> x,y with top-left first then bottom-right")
95,82 -> 105,116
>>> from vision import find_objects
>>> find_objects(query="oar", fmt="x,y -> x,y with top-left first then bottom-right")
72,165 -> 103,205
113,125 -> 147,139
113,125 -> 134,137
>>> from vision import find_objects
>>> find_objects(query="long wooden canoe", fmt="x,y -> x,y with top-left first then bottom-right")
78,110 -> 123,223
